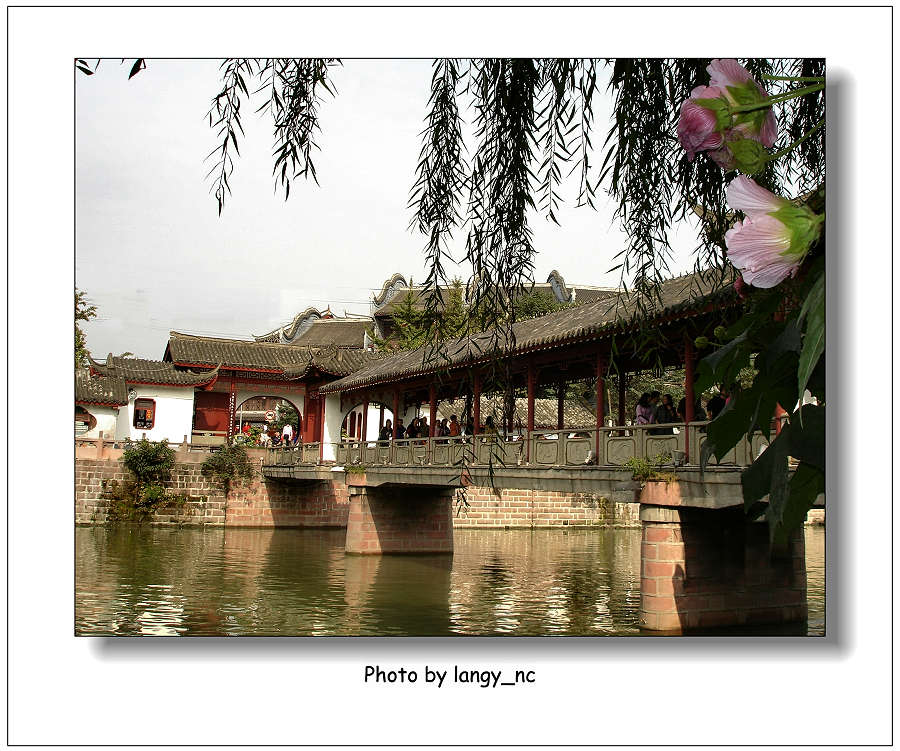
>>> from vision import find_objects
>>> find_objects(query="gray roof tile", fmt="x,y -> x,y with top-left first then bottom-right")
324,270 -> 735,393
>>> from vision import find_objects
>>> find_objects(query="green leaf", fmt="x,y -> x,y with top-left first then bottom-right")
695,329 -> 750,394
705,394 -> 755,462
788,403 -> 825,470
797,272 -> 825,401
741,422 -> 791,508
763,435 -> 792,541
771,462 -> 824,544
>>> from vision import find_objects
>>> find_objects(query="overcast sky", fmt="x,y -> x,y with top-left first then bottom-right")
76,59 -> 701,360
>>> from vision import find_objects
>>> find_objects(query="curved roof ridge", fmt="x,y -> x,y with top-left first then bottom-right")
372,272 -> 409,306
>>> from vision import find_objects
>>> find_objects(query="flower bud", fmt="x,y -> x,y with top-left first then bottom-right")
714,326 -> 728,340
694,336 -> 710,349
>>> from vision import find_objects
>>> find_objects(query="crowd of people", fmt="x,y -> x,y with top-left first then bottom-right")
376,414 -> 498,442
237,420 -> 303,447
634,386 -> 731,434
252,388 -> 735,449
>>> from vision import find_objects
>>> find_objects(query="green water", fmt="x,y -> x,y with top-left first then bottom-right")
75,526 -> 824,636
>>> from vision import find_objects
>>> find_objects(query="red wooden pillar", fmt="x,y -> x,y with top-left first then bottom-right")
684,337 -> 696,461
392,389 -> 400,438
556,380 -> 565,430
429,385 -> 437,438
473,372 -> 482,434
526,362 -> 536,461
361,399 -> 368,441
227,372 -> 237,444
774,403 -> 788,435
596,352 -> 606,461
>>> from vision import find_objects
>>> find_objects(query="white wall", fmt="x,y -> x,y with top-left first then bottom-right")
77,405 -> 119,439
344,403 -> 391,440
321,393 -> 344,462
121,385 -> 196,444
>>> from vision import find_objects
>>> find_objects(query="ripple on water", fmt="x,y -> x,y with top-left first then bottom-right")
75,525 -> 825,636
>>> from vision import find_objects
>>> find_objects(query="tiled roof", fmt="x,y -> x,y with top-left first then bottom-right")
167,332 -> 378,378
76,368 -> 128,406
323,269 -> 735,393
254,307 -> 332,343
289,318 -> 372,348
436,396 -> 597,429
570,288 -> 620,305
89,355 -> 221,387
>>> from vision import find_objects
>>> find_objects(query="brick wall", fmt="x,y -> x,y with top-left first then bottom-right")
75,455 -> 349,528
453,486 -> 640,529
75,458 -> 225,525
225,478 -> 349,528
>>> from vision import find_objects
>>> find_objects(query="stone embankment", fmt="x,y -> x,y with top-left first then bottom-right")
74,439 -> 822,530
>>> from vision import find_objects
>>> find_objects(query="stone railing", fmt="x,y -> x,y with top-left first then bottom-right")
261,422 -> 776,470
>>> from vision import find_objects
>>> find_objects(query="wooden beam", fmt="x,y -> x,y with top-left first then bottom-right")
361,399 -> 368,441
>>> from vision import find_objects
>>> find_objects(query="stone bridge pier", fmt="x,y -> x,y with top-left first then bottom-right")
345,484 -> 455,555
639,505 -> 807,632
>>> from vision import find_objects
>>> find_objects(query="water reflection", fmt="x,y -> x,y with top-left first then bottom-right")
75,526 -> 824,636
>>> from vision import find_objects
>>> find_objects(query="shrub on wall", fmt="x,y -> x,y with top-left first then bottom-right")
101,438 -> 184,521
201,444 -> 255,495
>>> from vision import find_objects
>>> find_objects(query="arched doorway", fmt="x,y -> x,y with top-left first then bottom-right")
234,396 -> 302,445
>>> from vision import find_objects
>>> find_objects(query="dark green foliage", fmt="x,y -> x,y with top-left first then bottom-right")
122,438 -> 176,487
103,439 -> 180,522
75,288 -> 97,368
512,290 -> 569,320
271,404 -> 299,433
201,444 -> 255,495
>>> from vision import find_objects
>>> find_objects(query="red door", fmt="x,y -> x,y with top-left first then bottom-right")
194,391 -> 230,432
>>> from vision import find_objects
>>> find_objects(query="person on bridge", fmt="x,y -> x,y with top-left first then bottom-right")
650,394 -> 678,435
379,420 -> 393,442
449,415 -> 461,437
395,419 -> 406,439
282,422 -> 294,444
635,393 -> 654,425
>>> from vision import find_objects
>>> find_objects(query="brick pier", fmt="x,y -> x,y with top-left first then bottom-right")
345,485 -> 454,555
639,505 -> 807,632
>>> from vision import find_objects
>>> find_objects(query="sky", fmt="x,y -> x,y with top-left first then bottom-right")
76,58 -> 702,360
